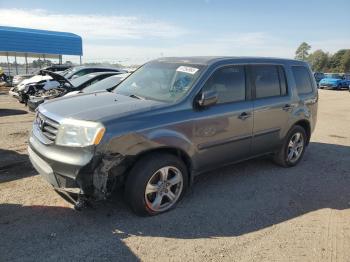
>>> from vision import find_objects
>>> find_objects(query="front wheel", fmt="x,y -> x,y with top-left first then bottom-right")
273,125 -> 307,167
124,153 -> 188,216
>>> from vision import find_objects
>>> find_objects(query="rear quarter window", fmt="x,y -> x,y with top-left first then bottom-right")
291,66 -> 313,94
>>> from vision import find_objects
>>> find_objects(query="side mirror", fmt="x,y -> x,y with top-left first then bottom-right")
197,90 -> 218,107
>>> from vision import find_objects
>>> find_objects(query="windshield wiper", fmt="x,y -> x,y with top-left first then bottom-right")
129,94 -> 146,100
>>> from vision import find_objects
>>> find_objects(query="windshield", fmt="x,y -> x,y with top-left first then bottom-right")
60,68 -> 74,76
70,74 -> 96,88
114,61 -> 205,102
82,74 -> 125,93
324,73 -> 342,79
64,67 -> 84,79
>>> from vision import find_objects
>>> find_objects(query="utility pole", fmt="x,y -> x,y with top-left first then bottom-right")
6,52 -> 10,76
25,54 -> 28,74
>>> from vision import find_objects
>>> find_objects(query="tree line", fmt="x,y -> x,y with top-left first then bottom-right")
295,42 -> 350,73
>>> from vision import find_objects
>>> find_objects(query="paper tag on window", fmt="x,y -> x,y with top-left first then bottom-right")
176,66 -> 199,75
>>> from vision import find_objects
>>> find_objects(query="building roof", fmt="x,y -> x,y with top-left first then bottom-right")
0,26 -> 82,58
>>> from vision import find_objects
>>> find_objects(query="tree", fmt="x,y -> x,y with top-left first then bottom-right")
328,49 -> 347,72
339,50 -> 350,72
307,50 -> 329,72
295,42 -> 311,61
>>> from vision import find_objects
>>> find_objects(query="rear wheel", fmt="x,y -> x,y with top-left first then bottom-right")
273,125 -> 307,167
124,153 -> 188,216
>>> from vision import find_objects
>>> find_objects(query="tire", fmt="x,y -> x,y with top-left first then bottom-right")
273,125 -> 307,167
124,153 -> 188,216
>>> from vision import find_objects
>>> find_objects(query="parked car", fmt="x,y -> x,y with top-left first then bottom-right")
11,64 -> 72,86
10,74 -> 60,102
313,72 -> 325,86
27,71 -> 121,111
0,72 -> 11,86
64,73 -> 130,97
60,66 -> 126,80
10,65 -> 125,100
318,73 -> 350,90
28,57 -> 318,216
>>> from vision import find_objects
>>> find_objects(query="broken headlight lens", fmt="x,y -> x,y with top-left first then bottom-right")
56,118 -> 105,147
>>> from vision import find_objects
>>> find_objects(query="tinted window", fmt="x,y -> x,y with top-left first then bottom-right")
292,66 -> 313,94
82,75 -> 123,93
202,66 -> 246,104
74,69 -> 88,77
252,65 -> 281,98
278,66 -> 288,96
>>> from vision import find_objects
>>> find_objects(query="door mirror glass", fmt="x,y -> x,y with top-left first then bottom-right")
197,90 -> 218,107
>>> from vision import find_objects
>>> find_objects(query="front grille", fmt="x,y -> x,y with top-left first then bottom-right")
34,112 -> 60,144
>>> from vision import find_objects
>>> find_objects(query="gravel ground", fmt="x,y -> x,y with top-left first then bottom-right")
0,87 -> 349,262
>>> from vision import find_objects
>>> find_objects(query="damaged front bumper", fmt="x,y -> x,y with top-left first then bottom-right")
28,134 -> 125,206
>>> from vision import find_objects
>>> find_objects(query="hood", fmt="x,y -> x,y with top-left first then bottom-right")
39,91 -> 165,123
17,75 -> 52,90
63,90 -> 80,97
320,78 -> 341,83
39,70 -> 74,88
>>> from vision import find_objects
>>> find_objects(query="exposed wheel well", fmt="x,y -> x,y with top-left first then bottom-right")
130,147 -> 193,185
293,120 -> 311,145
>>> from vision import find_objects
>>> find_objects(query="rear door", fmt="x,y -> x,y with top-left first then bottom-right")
250,64 -> 291,155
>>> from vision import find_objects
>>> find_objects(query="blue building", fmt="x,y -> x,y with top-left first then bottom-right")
0,26 -> 83,75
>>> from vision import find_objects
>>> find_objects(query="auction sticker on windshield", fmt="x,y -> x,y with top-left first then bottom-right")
176,66 -> 199,75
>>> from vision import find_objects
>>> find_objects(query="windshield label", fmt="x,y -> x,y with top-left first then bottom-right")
176,66 -> 199,75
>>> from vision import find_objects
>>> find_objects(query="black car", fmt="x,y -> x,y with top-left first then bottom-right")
61,66 -> 126,80
63,73 -> 130,97
27,71 -> 121,111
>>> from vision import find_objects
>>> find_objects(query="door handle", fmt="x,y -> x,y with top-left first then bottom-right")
282,104 -> 293,111
238,112 -> 251,120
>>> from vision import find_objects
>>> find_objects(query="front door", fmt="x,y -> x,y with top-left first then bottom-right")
190,65 -> 254,171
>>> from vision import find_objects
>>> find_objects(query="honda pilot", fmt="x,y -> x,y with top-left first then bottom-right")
28,57 -> 318,216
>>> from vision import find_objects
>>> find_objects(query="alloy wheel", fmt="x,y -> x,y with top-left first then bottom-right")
287,132 -> 304,163
144,166 -> 183,213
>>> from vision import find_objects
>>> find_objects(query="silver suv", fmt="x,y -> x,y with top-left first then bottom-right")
28,57 -> 318,216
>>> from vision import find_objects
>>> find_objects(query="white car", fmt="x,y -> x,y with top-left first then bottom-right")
17,75 -> 60,92
9,74 -> 60,100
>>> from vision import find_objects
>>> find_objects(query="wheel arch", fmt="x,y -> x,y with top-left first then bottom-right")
129,146 -> 194,186
292,119 -> 311,145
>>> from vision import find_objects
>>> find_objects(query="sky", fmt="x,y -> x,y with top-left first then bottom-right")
0,0 -> 349,65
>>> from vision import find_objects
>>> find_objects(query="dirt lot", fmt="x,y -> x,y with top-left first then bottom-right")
0,87 -> 349,262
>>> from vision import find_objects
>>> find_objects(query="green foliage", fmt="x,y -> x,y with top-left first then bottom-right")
339,50 -> 350,72
295,42 -> 311,61
307,50 -> 329,72
32,59 -> 52,68
296,42 -> 350,72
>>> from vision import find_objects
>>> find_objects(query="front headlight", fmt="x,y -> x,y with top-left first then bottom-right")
55,118 -> 105,147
